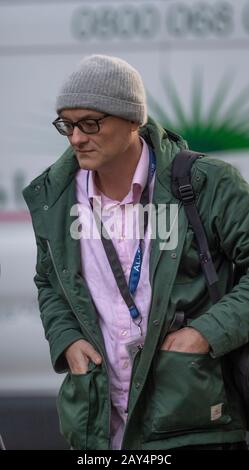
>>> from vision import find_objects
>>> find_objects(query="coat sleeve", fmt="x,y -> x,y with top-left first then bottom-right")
34,236 -> 86,373
189,161 -> 249,357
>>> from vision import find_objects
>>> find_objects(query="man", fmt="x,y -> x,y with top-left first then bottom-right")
23,55 -> 249,450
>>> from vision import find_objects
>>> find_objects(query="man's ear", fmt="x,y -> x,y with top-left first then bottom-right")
130,121 -> 140,132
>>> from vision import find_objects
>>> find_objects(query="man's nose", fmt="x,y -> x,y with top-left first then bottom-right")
70,126 -> 89,146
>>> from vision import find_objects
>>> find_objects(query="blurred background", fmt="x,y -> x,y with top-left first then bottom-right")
1,0 -> 249,449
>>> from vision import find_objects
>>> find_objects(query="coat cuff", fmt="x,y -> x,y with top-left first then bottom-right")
188,316 -> 231,358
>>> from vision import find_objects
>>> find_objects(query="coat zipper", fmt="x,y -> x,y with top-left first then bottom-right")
121,344 -> 145,450
46,240 -> 111,449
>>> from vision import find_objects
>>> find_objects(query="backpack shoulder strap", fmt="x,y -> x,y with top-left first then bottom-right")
171,150 -> 203,201
171,150 -> 221,304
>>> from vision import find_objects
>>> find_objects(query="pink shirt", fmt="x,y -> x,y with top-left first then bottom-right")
75,138 -> 154,449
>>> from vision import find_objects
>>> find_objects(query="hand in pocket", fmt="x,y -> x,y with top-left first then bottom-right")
161,327 -> 210,354
65,339 -> 102,374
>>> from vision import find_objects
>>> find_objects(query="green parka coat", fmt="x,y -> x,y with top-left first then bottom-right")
23,117 -> 249,450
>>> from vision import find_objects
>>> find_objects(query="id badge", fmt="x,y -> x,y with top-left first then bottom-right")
125,335 -> 145,364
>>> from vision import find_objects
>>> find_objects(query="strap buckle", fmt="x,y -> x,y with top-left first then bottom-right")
178,184 -> 195,205
200,252 -> 211,264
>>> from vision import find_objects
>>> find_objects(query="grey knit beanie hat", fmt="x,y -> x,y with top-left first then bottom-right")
56,55 -> 147,126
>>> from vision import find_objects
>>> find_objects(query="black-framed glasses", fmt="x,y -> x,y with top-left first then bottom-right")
52,114 -> 110,136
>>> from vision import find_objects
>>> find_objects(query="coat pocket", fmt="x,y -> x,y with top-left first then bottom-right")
143,350 -> 232,441
57,362 -> 96,449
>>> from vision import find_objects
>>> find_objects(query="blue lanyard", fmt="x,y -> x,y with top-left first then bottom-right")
87,146 -> 156,324
128,147 -> 156,303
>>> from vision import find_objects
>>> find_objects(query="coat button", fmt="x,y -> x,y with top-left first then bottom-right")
171,252 -> 177,259
34,184 -> 41,192
153,319 -> 159,326
62,269 -> 68,274
135,382 -> 141,389
43,205 -> 49,211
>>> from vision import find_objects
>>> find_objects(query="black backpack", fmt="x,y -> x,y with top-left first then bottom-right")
171,149 -> 249,430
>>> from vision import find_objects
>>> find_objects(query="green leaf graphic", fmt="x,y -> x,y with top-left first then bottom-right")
148,71 -> 249,154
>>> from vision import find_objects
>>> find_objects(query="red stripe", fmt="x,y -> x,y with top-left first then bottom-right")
0,211 -> 31,222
